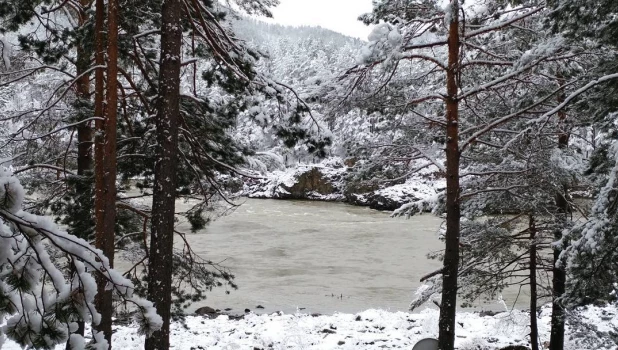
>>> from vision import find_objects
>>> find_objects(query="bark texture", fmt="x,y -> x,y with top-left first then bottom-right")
92,0 -> 106,340
67,2 -> 92,347
94,0 -> 119,345
529,215 -> 539,350
550,81 -> 569,350
74,1 -> 93,216
438,2 -> 461,349
144,0 -> 183,348
76,29 -> 93,176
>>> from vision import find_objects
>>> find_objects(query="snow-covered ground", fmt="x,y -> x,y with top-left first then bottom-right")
4,305 -> 615,349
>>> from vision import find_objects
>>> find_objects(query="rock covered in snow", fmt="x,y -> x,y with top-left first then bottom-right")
246,159 -> 346,201
346,177 -> 444,212
244,158 -> 444,213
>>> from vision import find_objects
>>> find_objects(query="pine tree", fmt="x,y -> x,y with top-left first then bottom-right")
342,1 -> 586,349
546,2 -> 618,349
143,0 -> 183,348
92,0 -> 121,344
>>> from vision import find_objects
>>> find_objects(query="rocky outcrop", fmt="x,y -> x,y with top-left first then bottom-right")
245,160 -> 444,211
279,167 -> 338,199
345,180 -> 399,211
247,164 -> 345,201
345,181 -> 440,212
347,191 -> 419,211
195,306 -> 221,319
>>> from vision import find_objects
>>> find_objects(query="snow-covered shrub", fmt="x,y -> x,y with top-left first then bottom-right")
0,159 -> 161,349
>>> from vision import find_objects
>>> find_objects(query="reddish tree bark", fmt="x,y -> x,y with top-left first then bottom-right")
438,1 -> 461,349
92,0 -> 106,338
94,0 -> 119,345
75,0 -> 93,176
550,79 -> 569,350
66,2 -> 93,347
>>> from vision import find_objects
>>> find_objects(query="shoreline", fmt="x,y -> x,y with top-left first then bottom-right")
242,159 -> 444,212
5,305 -> 614,350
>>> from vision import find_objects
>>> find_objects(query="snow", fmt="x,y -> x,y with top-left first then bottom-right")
0,166 -> 161,348
359,23 -> 404,64
245,159 -> 347,201
3,304 -> 615,349
244,157 -> 444,213
353,176 -> 444,212
443,2 -> 453,25
1,9 -> 616,350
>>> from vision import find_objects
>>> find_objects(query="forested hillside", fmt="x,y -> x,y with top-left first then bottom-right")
0,1 -> 617,350
233,19 -> 364,165
229,19 -> 446,210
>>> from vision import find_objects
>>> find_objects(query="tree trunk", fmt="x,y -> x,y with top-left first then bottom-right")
529,215 -> 539,350
66,3 -> 93,347
550,193 -> 567,350
75,0 -> 93,176
94,0 -> 119,345
76,54 -> 93,175
66,1 -> 93,347
144,0 -> 183,348
438,2 -> 461,350
550,80 -> 569,350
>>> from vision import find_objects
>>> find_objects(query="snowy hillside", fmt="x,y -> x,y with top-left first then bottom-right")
228,19 -> 445,210
2,1 -> 618,349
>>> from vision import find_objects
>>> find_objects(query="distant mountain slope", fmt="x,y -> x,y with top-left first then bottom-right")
233,18 -> 364,89
229,19 -> 444,210
234,18 -> 365,52
228,18 -> 369,166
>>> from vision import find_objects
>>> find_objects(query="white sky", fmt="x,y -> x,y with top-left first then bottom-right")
262,0 -> 375,40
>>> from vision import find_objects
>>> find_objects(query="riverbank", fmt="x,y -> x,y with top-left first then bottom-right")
243,158 -> 445,212
4,305 -> 614,349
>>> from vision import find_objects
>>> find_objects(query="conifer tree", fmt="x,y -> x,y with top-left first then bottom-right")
546,3 -> 618,349
144,0 -> 183,348
343,1 -> 581,348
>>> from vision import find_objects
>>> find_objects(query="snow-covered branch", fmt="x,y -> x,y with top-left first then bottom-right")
0,164 -> 162,349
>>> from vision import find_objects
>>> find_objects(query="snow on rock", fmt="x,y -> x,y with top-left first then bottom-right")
246,159 -> 347,201
347,176 -> 445,212
244,158 -> 445,212
4,305 -> 615,349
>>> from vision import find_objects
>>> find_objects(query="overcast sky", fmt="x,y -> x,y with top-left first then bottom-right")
262,0 -> 375,40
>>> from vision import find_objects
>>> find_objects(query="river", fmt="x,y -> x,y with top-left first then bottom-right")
153,198 -> 532,315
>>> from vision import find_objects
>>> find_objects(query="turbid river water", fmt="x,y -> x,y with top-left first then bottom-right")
151,198 -> 532,315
